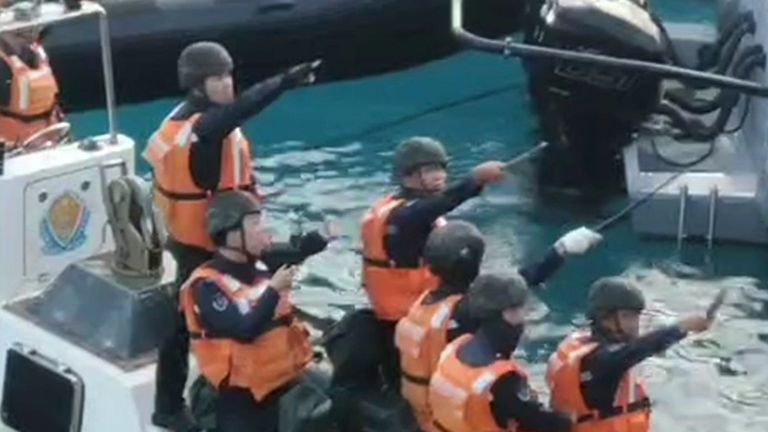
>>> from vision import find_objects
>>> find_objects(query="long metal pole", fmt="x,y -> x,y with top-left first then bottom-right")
502,142 -> 549,169
451,0 -> 768,98
96,4 -> 118,144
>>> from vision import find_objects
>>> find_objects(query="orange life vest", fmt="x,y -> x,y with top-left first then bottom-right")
429,334 -> 533,432
143,107 -> 255,251
0,43 -> 60,147
179,266 -> 312,401
395,291 -> 463,432
360,194 -> 445,321
546,330 -> 651,432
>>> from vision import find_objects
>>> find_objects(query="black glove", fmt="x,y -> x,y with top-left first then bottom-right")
299,230 -> 328,257
283,60 -> 322,88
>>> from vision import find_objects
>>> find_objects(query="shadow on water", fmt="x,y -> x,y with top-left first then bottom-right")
64,0 -> 766,428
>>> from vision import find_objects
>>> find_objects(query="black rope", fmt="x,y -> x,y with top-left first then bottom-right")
723,95 -> 753,134
315,83 -> 519,147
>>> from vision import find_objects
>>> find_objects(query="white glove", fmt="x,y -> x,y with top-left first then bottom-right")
555,226 -> 603,256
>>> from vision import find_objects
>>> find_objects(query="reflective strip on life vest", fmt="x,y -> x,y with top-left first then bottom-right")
18,73 -> 29,111
143,133 -> 172,166
430,302 -> 453,329
232,129 -> 244,185
396,318 -> 427,358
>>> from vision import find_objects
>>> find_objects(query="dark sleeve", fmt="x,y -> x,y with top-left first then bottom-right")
193,279 -> 281,343
389,177 -> 483,231
188,74 -> 287,190
260,231 -> 329,273
580,326 -> 686,410
194,74 -> 287,143
385,177 -> 483,265
0,61 -> 11,107
490,372 -> 572,432
518,247 -> 566,287
584,326 -> 687,381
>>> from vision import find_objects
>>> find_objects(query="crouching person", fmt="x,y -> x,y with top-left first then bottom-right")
179,191 -> 315,432
429,273 -> 573,432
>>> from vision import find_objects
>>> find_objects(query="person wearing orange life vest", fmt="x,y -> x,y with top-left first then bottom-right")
0,4 -> 64,149
143,41 -> 321,431
359,137 -> 507,389
395,220 -> 485,432
546,277 -> 714,432
180,191 -> 321,432
430,273 -> 573,432
396,221 -> 602,431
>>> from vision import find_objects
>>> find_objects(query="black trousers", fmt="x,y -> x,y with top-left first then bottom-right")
325,310 -> 401,392
154,241 -> 212,416
215,387 -> 281,432
379,319 -> 401,391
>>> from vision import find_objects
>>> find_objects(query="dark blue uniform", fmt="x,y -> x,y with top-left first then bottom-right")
154,71 -> 307,421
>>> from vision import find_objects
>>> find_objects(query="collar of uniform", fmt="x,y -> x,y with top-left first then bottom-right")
396,186 -> 435,201
210,252 -> 259,284
458,329 -> 499,367
589,324 -> 622,344
425,283 -> 467,305
480,321 -> 521,359
176,92 -> 212,118
0,39 -> 15,57
0,39 -> 37,68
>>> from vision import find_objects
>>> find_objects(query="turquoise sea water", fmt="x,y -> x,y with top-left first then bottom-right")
67,1 -> 768,429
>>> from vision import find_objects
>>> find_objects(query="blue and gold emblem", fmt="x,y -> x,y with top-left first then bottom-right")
40,191 -> 90,255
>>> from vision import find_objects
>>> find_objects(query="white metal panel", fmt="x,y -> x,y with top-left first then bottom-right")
24,166 -> 108,285
0,135 -> 135,303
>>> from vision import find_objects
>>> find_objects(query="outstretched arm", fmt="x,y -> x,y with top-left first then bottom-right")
519,227 -> 603,287
189,62 -> 318,190
261,230 -> 329,273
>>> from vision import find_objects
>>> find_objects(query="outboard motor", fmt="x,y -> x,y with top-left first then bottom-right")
523,0 -> 668,193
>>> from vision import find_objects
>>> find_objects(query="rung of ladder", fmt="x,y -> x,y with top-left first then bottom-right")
707,186 -> 719,250
677,184 -> 688,251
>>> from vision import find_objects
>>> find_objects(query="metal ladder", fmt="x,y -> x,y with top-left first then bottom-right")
676,184 -> 719,251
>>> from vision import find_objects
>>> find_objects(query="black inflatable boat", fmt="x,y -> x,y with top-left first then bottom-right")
38,0 -> 524,111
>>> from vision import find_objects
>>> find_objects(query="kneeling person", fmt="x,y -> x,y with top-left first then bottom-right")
547,277 -> 714,432
395,221 -> 485,431
180,191 -> 313,432
396,223 -> 601,431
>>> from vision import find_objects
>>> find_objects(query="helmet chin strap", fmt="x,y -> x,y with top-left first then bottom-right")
610,314 -> 632,341
220,222 -> 258,263
239,228 -> 258,263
